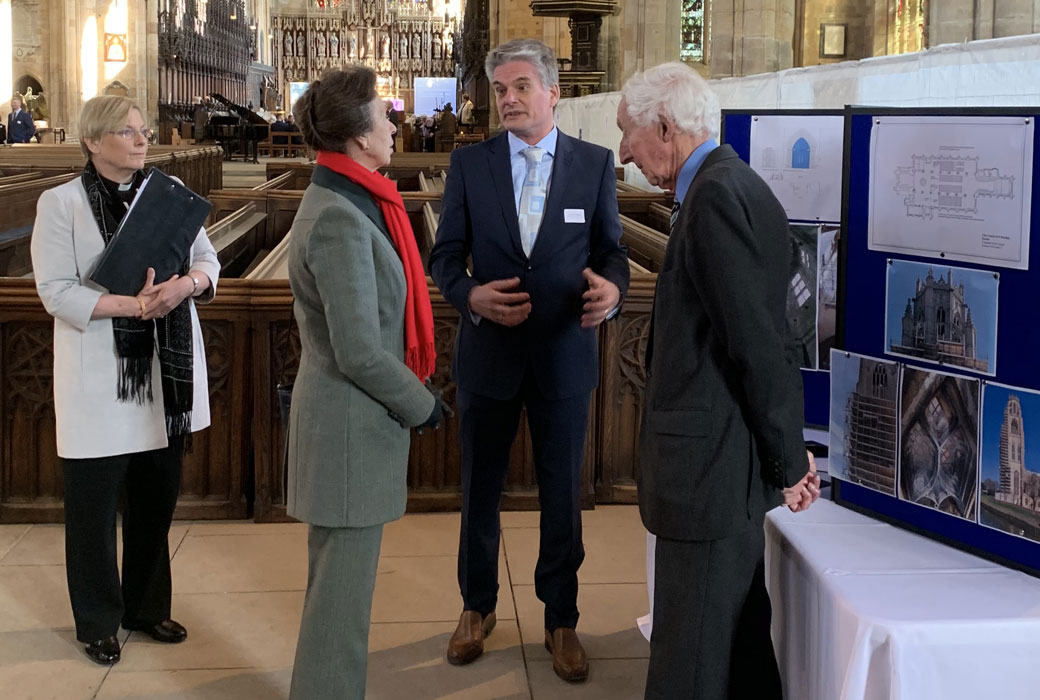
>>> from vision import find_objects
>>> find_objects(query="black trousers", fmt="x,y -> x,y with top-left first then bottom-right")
645,519 -> 782,700
62,437 -> 183,643
456,377 -> 589,631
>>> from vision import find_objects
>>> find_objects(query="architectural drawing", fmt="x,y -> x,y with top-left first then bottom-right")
893,155 -> 1014,220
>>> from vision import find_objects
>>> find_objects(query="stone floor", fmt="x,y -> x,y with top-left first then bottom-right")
220,156 -> 308,189
0,506 -> 652,700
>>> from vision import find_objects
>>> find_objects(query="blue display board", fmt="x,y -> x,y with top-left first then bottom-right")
721,110 -> 844,428
838,106 -> 1040,576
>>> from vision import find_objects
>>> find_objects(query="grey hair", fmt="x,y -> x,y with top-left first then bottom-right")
485,38 -> 559,89
620,62 -> 720,141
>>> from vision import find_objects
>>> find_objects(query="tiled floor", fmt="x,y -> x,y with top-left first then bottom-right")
0,506 -> 652,700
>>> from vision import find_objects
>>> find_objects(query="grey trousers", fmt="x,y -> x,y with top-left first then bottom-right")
645,519 -> 782,700
289,523 -> 384,700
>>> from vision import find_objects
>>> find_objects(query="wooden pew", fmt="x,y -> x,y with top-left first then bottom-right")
628,258 -> 652,274
0,172 -> 44,187
0,144 -> 224,195
252,171 -> 294,191
620,214 -> 668,272
206,204 -> 269,278
648,202 -> 672,232
0,173 -> 80,276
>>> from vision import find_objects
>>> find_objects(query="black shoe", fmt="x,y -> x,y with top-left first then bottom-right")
84,636 -> 121,665
124,618 -> 187,644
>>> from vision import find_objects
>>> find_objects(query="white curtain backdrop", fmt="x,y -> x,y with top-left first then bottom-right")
555,33 -> 1040,190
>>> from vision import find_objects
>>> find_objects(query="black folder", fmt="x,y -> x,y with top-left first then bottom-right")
89,168 -> 212,296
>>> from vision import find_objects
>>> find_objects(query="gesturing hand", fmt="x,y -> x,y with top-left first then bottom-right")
468,277 -> 532,327
580,267 -> 620,328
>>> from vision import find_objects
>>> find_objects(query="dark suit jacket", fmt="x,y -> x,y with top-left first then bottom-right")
7,109 -> 35,143
638,144 -> 808,542
429,129 -> 630,400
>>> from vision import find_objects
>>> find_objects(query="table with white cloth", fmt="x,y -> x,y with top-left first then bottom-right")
640,499 -> 1040,699
764,499 -> 1040,700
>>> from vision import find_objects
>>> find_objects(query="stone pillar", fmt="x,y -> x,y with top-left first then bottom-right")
929,0 -> 976,45
709,0 -> 795,79
993,0 -> 1038,36
0,2 -> 11,109
618,0 -> 680,84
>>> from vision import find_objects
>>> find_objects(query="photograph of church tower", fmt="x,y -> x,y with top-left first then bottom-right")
885,260 -> 998,376
828,351 -> 899,496
980,384 -> 1040,543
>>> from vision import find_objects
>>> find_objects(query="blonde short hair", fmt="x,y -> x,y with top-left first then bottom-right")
78,95 -> 146,160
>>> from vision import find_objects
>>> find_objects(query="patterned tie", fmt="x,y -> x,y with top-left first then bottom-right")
669,198 -> 681,233
518,147 -> 548,256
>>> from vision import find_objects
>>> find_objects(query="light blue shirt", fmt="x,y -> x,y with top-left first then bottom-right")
508,127 -> 558,213
674,138 -> 718,205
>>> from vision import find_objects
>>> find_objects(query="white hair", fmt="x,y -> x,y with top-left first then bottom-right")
620,62 -> 720,141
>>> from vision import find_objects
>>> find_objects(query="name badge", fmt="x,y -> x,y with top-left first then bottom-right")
564,208 -> 585,224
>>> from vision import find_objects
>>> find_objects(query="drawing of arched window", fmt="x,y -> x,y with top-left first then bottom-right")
936,306 -> 946,338
792,138 -> 811,169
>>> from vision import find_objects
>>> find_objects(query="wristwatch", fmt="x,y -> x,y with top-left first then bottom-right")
189,274 -> 200,296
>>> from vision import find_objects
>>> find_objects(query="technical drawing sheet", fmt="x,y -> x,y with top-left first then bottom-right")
749,114 -> 844,222
867,115 -> 1033,270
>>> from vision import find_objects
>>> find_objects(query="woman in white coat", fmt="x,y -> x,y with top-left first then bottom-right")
29,95 -> 220,666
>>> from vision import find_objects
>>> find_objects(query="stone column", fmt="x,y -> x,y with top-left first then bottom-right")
929,0 -> 976,45
993,0 -> 1038,36
709,0 -> 795,79
618,0 -> 680,85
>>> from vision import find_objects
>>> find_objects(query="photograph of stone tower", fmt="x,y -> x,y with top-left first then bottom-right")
980,384 -> 1040,543
899,367 -> 980,520
886,259 -> 998,376
828,351 -> 899,496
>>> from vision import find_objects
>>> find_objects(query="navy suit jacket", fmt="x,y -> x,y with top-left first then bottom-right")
7,109 -> 35,143
429,129 -> 629,401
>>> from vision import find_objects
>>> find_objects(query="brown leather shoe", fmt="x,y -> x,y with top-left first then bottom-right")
544,627 -> 589,682
446,610 -> 496,665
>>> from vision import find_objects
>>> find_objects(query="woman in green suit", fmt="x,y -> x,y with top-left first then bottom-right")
286,66 -> 449,700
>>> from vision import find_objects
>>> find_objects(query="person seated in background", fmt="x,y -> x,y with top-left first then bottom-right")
270,115 -> 290,157
422,112 -> 437,152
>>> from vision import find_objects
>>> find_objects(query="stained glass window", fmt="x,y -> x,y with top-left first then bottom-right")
892,0 -> 926,55
680,0 -> 706,63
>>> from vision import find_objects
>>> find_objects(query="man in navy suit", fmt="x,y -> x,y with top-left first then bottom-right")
430,37 -> 629,682
7,96 -> 36,144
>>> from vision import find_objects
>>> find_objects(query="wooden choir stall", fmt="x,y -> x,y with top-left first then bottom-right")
0,151 -> 671,524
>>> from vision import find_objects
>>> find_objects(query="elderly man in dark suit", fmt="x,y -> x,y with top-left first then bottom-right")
617,62 -> 821,700
7,96 -> 36,143
430,37 -> 629,683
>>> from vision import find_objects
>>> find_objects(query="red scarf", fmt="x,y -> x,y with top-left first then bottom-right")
316,150 -> 436,380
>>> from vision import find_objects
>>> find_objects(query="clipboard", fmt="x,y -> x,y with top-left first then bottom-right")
89,168 -> 212,295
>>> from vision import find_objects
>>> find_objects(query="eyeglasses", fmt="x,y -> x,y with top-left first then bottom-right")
109,128 -> 154,141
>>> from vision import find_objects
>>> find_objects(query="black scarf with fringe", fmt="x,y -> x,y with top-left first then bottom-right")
82,161 -> 194,439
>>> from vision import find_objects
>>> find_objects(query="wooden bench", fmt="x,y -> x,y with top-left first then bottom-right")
0,172 -> 44,187
0,173 -> 80,276
418,171 -> 446,193
620,215 -> 668,272
206,203 -> 269,278
252,171 -> 294,191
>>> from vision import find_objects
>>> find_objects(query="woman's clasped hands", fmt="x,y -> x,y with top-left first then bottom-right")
135,267 -> 194,321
